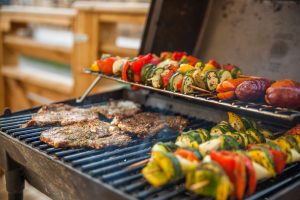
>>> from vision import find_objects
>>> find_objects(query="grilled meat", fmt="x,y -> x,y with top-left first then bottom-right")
40,119 -> 131,149
112,112 -> 188,137
21,104 -> 98,128
89,100 -> 140,119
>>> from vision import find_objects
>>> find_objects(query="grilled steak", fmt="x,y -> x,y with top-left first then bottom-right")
89,100 -> 140,119
21,104 -> 98,128
40,119 -> 131,149
112,112 -> 188,137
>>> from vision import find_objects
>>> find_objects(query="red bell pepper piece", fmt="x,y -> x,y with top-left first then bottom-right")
222,64 -> 236,71
171,51 -> 187,61
150,57 -> 161,65
175,149 -> 199,162
121,61 -> 130,81
177,77 -> 183,93
270,149 -> 287,174
142,53 -> 153,64
240,153 -> 256,196
249,144 -> 287,174
187,56 -> 198,66
97,57 -> 116,75
160,51 -> 172,59
209,59 -> 221,69
161,70 -> 174,89
286,124 -> 300,135
211,151 -> 247,200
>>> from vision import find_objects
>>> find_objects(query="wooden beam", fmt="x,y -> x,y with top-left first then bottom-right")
4,35 -> 72,64
0,30 -> 4,113
2,66 -> 73,95
98,14 -> 146,24
0,6 -> 76,27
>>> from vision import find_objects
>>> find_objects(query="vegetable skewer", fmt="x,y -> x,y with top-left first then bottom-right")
142,113 -> 300,200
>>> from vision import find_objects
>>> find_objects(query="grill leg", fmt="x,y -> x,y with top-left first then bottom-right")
5,156 -> 24,200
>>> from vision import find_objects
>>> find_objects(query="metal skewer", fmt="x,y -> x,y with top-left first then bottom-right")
76,74 -> 102,103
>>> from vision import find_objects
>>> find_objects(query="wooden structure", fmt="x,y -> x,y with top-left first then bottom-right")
0,2 -> 149,112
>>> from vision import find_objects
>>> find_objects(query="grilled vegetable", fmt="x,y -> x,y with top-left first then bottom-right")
216,78 -> 253,93
205,70 -> 219,91
241,117 -> 257,130
121,61 -> 130,81
152,142 -> 178,153
247,146 -> 276,177
286,124 -> 300,135
175,147 -> 202,162
210,151 -> 247,199
112,59 -> 125,76
249,144 -> 287,174
246,129 -> 266,144
181,75 -> 194,94
217,91 -> 236,100
90,61 -> 99,72
202,63 -> 217,75
192,69 -> 206,88
195,61 -> 205,70
97,56 -> 116,75
186,161 -> 233,200
148,67 -> 164,88
156,59 -> 178,68
231,67 -> 241,78
176,129 -> 210,149
218,70 -> 232,83
168,72 -> 183,92
141,64 -> 155,84
210,121 -> 235,136
235,79 -> 272,102
160,68 -> 174,89
199,135 -> 240,156
178,64 -> 194,74
265,86 -> 300,109
228,112 -> 245,131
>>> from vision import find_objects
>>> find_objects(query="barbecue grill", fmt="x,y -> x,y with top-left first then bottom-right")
1,0 -> 300,200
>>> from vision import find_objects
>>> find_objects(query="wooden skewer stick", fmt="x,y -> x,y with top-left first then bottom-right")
126,158 -> 150,169
189,85 -> 211,93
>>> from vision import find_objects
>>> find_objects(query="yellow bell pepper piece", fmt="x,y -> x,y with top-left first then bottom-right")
90,61 -> 99,71
178,64 -> 194,74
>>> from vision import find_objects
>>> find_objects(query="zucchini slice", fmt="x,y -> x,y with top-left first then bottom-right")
141,64 -> 155,84
218,70 -> 232,83
182,75 -> 194,94
228,112 -> 245,131
204,70 -> 219,91
241,117 -> 257,130
168,72 -> 183,92
246,129 -> 266,144
192,69 -> 206,89
148,67 -> 164,88
231,67 -> 241,79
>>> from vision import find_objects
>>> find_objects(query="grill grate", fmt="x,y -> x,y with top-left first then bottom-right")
1,99 -> 300,200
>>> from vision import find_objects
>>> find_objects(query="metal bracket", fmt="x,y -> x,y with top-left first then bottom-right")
76,74 -> 102,103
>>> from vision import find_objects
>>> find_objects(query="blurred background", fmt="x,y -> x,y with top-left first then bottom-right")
0,0 -> 150,114
0,0 -> 149,199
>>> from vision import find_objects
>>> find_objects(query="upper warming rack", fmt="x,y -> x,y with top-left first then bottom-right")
83,69 -> 300,125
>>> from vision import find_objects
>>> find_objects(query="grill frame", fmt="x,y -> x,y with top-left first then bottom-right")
1,89 -> 300,200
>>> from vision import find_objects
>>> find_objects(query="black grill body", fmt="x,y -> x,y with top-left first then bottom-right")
1,89 -> 300,200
